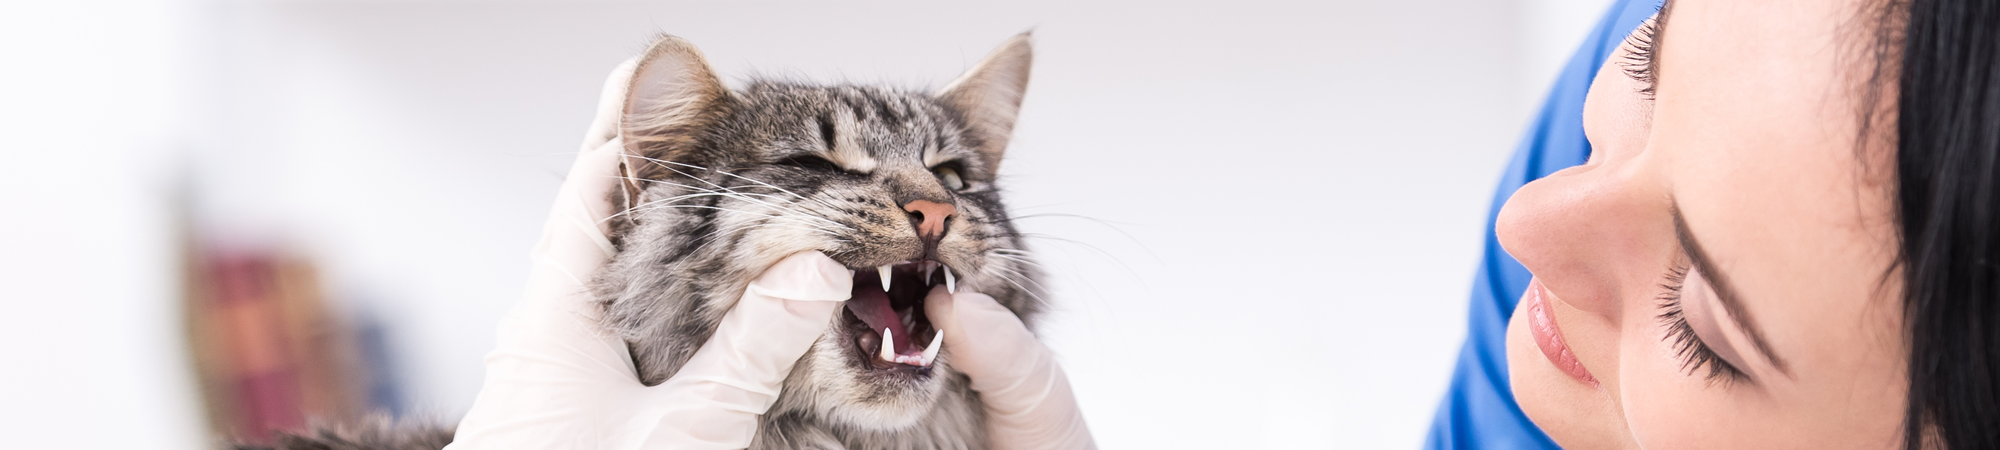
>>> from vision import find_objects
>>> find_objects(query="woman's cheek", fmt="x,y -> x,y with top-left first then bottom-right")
1616,309 -> 1777,450
1617,316 -> 1714,450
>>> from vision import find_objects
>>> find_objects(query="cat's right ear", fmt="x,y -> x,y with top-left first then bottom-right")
938,32 -> 1033,173
619,34 -> 729,207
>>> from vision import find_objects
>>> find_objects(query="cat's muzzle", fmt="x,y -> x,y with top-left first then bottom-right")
843,259 -> 951,375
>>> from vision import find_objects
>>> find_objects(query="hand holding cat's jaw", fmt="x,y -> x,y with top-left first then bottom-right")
454,251 -> 857,450
922,288 -> 1097,450
454,56 -> 863,449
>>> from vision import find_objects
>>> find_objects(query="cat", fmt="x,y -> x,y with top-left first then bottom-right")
595,31 -> 1044,450
252,32 -> 1045,450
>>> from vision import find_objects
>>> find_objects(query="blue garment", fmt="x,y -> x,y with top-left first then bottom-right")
1422,1 -> 1660,448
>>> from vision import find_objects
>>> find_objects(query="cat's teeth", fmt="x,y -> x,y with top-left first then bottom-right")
920,330 -> 943,367
878,265 -> 894,292
924,262 -> 937,286
880,328 -> 896,363
943,266 -> 957,294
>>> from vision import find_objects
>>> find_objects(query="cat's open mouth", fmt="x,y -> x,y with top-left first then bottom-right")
843,260 -> 950,373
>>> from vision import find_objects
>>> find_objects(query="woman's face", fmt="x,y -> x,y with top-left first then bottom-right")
1498,0 -> 1910,448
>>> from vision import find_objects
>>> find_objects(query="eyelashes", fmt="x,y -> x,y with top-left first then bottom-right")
1657,262 -> 1749,384
1620,17 -> 1662,98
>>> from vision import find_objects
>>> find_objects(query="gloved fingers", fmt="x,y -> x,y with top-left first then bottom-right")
666,251 -> 851,388
922,288 -> 1044,388
454,135 -> 651,447
490,109 -> 635,384
581,57 -> 638,154
745,250 -> 857,301
636,251 -> 852,448
530,136 -> 625,293
445,60 -> 655,450
481,55 -> 640,382
527,55 -> 637,288
923,288 -> 1096,450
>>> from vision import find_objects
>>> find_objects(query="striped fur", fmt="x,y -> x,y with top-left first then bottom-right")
594,33 -> 1042,450
254,33 -> 1041,450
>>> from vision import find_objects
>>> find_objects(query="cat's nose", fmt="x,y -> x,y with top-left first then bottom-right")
902,199 -> 956,242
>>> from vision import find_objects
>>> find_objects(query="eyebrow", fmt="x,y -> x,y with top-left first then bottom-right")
1670,203 -> 1792,375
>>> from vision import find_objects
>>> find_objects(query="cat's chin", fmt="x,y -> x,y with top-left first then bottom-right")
791,322 -> 953,430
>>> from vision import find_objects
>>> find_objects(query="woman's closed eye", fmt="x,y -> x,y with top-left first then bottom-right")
1621,16 -> 1662,98
1657,262 -> 1751,385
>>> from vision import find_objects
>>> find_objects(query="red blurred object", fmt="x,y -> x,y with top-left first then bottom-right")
184,246 -> 368,445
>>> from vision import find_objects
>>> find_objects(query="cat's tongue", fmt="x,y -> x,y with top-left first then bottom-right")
847,286 -> 914,354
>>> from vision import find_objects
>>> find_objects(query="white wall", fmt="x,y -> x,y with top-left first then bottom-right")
0,1 -> 207,448
1,0 -> 1611,448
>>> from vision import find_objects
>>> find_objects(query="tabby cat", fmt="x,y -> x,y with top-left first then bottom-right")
255,32 -> 1046,450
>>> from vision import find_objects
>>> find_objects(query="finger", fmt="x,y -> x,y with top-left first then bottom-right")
923,287 -> 1041,387
502,134 -> 629,376
535,136 -> 624,281
451,61 -> 657,449
923,288 -> 1095,450
581,58 -> 639,153
634,251 -> 852,448
450,250 -> 647,449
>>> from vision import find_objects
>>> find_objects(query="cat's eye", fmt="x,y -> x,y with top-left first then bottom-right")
936,167 -> 965,190
777,154 -> 844,172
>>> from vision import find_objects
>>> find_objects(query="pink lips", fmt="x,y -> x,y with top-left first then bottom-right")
1524,278 -> 1599,387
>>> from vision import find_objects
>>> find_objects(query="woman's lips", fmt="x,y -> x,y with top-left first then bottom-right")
1525,278 -> 1599,387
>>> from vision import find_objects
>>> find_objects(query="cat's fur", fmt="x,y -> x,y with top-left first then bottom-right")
256,33 -> 1043,450
597,32 -> 1042,450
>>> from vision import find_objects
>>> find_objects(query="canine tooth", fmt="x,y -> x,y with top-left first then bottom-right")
924,262 -> 936,285
943,266 -> 957,294
879,265 -> 894,292
880,328 -> 896,363
920,330 -> 943,366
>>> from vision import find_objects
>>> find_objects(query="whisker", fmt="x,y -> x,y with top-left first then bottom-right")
614,177 -> 848,229
626,191 -> 849,230
621,154 -> 841,210
618,204 -> 848,234
990,232 -> 1146,284
988,212 -> 1162,263
683,221 -> 848,255
984,267 -> 1051,305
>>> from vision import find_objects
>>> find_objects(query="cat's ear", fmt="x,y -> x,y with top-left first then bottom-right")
938,32 -> 1033,172
619,34 -> 729,208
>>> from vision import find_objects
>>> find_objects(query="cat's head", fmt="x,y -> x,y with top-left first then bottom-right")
595,33 -> 1043,430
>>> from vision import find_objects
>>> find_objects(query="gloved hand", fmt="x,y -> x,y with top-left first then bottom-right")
924,288 -> 1096,450
443,60 -> 852,450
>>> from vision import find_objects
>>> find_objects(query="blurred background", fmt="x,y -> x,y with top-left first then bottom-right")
1,0 -> 1611,447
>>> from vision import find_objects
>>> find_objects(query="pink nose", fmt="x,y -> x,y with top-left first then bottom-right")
902,199 -> 956,240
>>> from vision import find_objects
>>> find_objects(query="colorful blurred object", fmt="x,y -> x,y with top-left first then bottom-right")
181,243 -> 398,445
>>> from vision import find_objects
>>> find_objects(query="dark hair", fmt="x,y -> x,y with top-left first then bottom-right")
1887,0 -> 2000,447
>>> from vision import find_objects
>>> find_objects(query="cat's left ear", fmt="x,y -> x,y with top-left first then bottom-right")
938,32 -> 1033,173
618,34 -> 731,212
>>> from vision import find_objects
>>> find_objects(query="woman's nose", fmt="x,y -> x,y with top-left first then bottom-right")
1495,164 -> 1671,316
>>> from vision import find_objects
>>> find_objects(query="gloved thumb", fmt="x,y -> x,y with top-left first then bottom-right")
923,289 -> 1042,390
629,251 -> 851,449
923,288 -> 1095,450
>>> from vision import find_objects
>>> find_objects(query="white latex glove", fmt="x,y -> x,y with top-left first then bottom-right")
924,288 -> 1096,450
444,60 -> 853,450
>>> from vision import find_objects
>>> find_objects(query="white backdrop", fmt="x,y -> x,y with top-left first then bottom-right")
1,0 -> 1610,448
